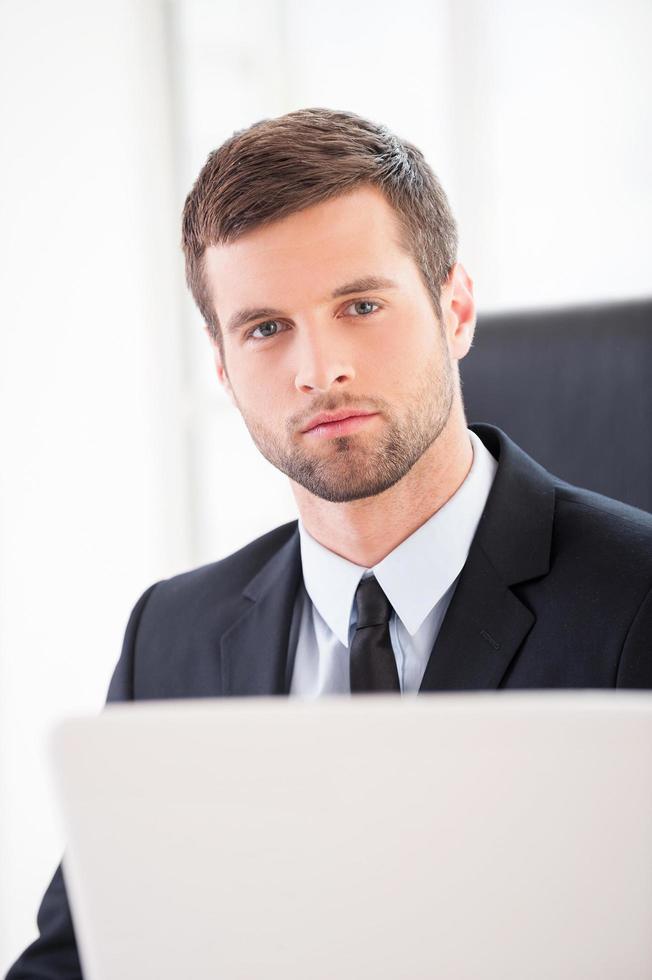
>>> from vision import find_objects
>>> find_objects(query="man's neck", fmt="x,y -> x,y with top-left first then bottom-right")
291,409 -> 474,568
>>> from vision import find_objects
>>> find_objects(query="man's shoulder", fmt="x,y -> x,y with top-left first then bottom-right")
159,519 -> 298,596
554,478 -> 652,530
473,424 -> 652,602
476,422 -> 651,546
550,477 -> 652,581
113,521 -> 300,699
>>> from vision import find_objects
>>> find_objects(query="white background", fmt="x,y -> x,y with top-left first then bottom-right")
1,0 -> 651,969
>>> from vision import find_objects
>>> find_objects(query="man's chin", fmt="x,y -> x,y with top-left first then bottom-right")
301,484 -> 392,504
250,432 -> 415,502
288,461 -> 411,503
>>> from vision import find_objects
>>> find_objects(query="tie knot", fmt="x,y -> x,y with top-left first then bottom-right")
354,575 -> 392,629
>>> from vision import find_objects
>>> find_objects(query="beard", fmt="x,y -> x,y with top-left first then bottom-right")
231,341 -> 455,503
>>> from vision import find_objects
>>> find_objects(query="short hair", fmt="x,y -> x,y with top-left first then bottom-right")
181,107 -> 458,349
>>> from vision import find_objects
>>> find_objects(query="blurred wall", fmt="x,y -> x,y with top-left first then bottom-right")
0,0 -> 191,967
1,0 -> 651,969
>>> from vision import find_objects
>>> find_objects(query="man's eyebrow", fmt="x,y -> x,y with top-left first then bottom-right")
225,275 -> 398,336
329,275 -> 399,298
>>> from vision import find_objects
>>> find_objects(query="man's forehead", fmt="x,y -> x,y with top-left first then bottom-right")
202,189 -> 412,321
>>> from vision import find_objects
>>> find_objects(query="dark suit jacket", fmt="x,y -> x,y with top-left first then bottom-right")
7,423 -> 652,979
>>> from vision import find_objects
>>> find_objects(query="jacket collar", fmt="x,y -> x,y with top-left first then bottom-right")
221,424 -> 556,695
221,525 -> 302,696
468,423 -> 554,585
419,423 -> 555,691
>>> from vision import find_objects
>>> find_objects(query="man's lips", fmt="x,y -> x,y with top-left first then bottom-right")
301,411 -> 379,438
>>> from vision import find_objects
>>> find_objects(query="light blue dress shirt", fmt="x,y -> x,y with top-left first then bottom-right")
289,429 -> 498,695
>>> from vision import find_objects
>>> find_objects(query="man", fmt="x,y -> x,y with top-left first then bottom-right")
7,107 -> 652,978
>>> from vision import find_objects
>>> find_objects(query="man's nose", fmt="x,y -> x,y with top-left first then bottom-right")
294,326 -> 355,394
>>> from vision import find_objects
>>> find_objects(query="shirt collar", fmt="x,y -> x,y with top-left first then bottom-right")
298,429 -> 498,647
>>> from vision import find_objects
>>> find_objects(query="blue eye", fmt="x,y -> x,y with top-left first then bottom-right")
347,300 -> 379,316
250,320 -> 283,340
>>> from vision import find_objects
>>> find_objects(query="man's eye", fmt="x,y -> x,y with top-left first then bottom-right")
249,320 -> 284,340
345,300 -> 380,316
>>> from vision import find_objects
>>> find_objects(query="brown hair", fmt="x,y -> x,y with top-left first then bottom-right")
181,107 -> 458,350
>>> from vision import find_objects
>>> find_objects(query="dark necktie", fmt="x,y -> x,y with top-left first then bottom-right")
349,575 -> 401,693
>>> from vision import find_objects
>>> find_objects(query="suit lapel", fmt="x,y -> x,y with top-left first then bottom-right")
418,544 -> 535,690
221,525 -> 302,696
420,424 -> 556,692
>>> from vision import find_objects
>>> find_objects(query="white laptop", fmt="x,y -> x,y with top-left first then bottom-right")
50,691 -> 652,980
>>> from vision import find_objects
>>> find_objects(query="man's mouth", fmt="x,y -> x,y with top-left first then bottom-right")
302,412 -> 379,438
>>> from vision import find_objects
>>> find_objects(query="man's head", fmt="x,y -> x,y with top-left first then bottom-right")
182,108 -> 458,357
181,108 -> 476,504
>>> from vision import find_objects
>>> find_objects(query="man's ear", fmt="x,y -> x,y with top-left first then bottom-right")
440,263 -> 476,362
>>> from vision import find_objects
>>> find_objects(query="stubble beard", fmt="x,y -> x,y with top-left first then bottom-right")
235,348 -> 455,504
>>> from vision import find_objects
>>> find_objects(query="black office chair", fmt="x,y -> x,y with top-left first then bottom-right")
460,298 -> 652,514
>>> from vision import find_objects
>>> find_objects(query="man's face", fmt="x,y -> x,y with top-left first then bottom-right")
203,185 -> 472,503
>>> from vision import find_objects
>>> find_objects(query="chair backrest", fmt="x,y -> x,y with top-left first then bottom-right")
460,298 -> 652,513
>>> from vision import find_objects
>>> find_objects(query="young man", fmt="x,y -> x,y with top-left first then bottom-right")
8,107 -> 652,978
